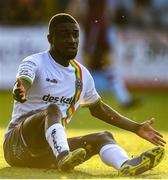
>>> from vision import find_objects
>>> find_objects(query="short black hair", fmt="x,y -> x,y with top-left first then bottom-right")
48,13 -> 79,35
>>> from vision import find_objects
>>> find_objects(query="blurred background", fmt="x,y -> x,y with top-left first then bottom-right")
0,2 -> 168,178
0,0 -> 168,129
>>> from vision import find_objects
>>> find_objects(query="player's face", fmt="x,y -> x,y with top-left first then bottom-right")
50,23 -> 79,60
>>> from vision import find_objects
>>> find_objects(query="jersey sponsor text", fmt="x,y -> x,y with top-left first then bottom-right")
42,94 -> 73,104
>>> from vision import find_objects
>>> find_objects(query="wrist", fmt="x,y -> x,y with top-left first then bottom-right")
132,123 -> 141,133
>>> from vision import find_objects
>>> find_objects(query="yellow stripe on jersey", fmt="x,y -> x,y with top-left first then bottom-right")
62,59 -> 82,126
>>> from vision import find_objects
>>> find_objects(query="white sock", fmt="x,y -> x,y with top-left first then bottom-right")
45,123 -> 69,158
99,144 -> 130,170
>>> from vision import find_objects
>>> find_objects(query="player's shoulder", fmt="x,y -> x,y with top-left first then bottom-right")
21,50 -> 49,67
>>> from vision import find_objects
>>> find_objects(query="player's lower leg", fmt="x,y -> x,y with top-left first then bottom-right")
99,144 -> 130,169
45,123 -> 86,170
99,143 -> 165,176
44,104 -> 86,170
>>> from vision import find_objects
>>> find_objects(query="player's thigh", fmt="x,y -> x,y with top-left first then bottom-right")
68,131 -> 115,160
21,109 -> 48,149
22,104 -> 62,148
3,121 -> 55,168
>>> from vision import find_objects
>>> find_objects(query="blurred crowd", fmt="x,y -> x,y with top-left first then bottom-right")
0,0 -> 168,28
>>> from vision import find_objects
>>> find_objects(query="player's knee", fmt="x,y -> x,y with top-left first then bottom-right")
103,131 -> 115,140
100,131 -> 115,140
46,104 -> 62,118
97,131 -> 115,147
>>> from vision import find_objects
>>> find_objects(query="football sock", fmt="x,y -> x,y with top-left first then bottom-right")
99,144 -> 130,170
45,123 -> 69,158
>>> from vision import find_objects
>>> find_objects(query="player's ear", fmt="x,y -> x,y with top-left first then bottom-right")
47,34 -> 52,44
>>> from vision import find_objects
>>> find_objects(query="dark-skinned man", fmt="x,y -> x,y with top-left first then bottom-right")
3,13 -> 166,176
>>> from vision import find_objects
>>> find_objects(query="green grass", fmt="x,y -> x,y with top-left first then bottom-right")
0,91 -> 168,179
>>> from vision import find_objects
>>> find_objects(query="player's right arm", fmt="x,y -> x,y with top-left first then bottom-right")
13,78 -> 31,103
13,58 -> 38,103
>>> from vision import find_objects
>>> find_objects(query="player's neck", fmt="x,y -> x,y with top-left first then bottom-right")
49,50 -> 70,67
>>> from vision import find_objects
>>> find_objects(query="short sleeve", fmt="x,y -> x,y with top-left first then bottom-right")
80,71 -> 101,108
16,58 -> 38,85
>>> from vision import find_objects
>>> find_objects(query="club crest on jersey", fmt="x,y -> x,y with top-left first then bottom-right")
75,78 -> 82,90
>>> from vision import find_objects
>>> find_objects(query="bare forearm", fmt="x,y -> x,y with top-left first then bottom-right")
89,101 -> 140,133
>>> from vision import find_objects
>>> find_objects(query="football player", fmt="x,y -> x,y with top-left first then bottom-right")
3,13 -> 166,176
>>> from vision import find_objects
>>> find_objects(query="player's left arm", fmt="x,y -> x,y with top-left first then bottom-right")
89,100 -> 166,146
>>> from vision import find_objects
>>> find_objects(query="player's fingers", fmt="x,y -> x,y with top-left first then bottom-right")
14,87 -> 23,93
20,98 -> 27,103
149,138 -> 160,146
18,91 -> 25,96
152,137 -> 165,147
150,117 -> 155,123
16,96 -> 27,103
16,77 -> 22,87
13,90 -> 25,99
19,92 -> 26,101
146,118 -> 155,125
14,89 -> 25,97
14,88 -> 20,94
150,137 -> 162,146
21,96 -> 26,101
154,135 -> 166,144
154,130 -> 164,138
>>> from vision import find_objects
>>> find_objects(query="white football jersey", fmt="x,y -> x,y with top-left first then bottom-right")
10,51 -> 100,128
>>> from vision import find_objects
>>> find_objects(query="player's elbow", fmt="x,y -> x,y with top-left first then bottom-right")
89,108 -> 97,117
89,103 -> 103,118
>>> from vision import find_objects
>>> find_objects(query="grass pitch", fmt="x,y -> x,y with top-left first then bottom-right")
0,91 -> 168,179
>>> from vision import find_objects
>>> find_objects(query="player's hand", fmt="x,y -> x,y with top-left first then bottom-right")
13,78 -> 27,103
136,118 -> 166,146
